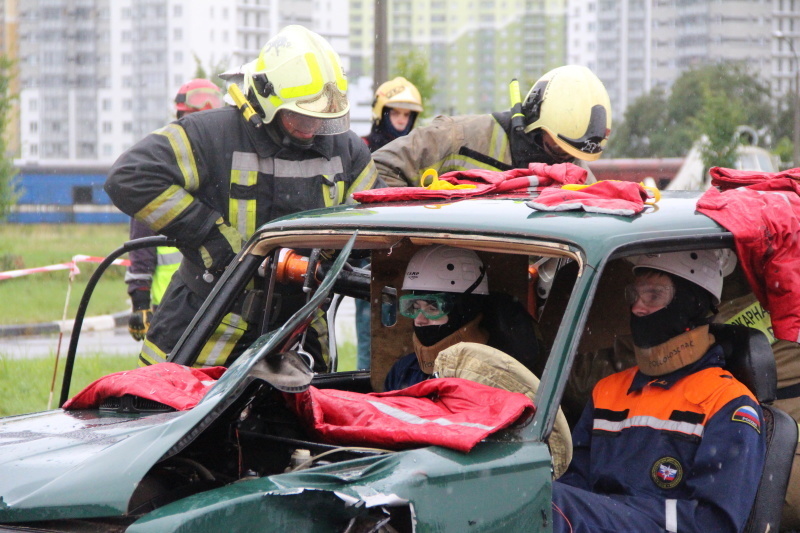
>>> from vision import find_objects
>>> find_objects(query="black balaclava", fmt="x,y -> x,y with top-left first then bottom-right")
630,272 -> 713,348
414,292 -> 484,347
364,108 -> 418,152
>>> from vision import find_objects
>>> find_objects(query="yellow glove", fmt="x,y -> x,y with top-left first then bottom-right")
419,169 -> 476,190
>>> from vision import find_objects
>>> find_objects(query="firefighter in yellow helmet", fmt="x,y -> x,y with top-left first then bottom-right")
373,65 -> 611,187
364,77 -> 424,152
106,25 -> 379,369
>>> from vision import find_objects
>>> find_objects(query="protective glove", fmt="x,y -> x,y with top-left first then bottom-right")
128,289 -> 152,341
182,217 -> 243,274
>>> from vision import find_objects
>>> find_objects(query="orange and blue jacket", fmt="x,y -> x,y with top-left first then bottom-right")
557,345 -> 765,532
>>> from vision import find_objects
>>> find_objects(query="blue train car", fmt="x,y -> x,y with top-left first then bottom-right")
8,163 -> 128,224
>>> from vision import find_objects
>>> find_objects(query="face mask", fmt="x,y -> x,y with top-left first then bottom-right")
630,275 -> 712,349
412,294 -> 484,347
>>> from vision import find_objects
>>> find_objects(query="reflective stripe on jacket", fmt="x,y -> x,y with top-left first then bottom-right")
151,246 -> 181,306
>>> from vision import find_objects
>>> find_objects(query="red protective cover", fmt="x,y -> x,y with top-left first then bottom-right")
697,168 -> 800,343
285,377 -> 535,452
63,363 -> 226,411
354,162 -> 587,203
527,180 -> 653,216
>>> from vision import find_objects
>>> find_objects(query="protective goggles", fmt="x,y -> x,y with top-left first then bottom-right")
398,293 -> 455,320
175,87 -> 223,110
624,283 -> 674,308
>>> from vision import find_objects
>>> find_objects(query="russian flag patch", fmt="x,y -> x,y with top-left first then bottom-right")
731,405 -> 761,434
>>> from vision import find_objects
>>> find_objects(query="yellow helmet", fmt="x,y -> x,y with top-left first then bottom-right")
522,65 -> 612,161
244,25 -> 350,135
371,77 -> 424,123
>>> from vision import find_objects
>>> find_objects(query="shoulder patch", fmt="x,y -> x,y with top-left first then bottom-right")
731,405 -> 761,434
650,456 -> 683,490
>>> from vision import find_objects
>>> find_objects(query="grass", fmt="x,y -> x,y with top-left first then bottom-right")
0,353 -> 135,416
0,223 -> 359,416
0,224 -> 131,324
0,338 -> 357,417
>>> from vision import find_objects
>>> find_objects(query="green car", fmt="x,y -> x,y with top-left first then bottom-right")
0,191 -> 793,532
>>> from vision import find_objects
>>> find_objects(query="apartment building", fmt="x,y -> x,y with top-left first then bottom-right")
349,0 -> 568,120
567,0 -> 796,118
9,0 -> 348,164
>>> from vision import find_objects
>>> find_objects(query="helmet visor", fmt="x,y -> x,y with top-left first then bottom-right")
624,283 -> 674,308
296,82 -> 349,114
178,87 -> 223,110
279,109 -> 350,138
399,293 -> 454,320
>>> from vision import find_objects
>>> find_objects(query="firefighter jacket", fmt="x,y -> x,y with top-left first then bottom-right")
106,106 -> 378,277
372,111 -> 595,187
105,106 -> 379,367
125,218 -> 182,307
553,345 -> 765,533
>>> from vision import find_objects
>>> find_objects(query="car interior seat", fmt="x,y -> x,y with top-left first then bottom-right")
710,323 -> 798,533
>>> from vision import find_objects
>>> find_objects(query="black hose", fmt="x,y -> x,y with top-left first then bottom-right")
59,236 -> 180,407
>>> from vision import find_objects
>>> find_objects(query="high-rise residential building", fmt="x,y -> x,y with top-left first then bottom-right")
567,0 -> 797,119
1,0 -> 20,158
11,0 -> 349,164
349,0 -> 567,124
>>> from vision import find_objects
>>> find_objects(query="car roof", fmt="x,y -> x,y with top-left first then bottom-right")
257,190 -> 728,258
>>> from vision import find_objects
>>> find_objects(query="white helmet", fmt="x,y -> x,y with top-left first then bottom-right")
630,249 -> 736,305
403,245 -> 489,295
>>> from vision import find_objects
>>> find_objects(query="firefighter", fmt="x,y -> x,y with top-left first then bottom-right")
355,77 -> 424,370
126,78 -> 224,342
363,76 -> 423,152
372,65 -> 611,187
552,250 -> 765,533
105,25 -> 379,368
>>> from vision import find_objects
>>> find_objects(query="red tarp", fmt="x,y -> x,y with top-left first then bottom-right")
697,167 -> 800,342
354,162 -> 587,203
63,363 -> 226,411
285,377 -> 535,452
527,180 -> 655,216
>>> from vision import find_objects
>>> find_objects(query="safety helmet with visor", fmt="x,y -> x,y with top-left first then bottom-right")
243,25 -> 350,136
522,65 -> 612,162
175,79 -> 223,116
627,249 -> 736,306
399,245 -> 488,320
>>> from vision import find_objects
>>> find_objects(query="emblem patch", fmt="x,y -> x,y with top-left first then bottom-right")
650,456 -> 683,490
731,405 -> 761,434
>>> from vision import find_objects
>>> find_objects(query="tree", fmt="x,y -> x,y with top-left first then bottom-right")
691,84 -> 744,169
0,55 -> 19,221
608,62 -> 774,160
192,53 -> 230,90
391,50 -> 437,118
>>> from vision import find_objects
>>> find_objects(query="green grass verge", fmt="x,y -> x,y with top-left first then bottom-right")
0,224 -> 131,324
0,340 -> 357,417
0,353 -> 136,417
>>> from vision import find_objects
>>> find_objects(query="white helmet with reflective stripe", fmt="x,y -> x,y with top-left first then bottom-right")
630,249 -> 736,305
403,245 -> 489,295
244,25 -> 350,134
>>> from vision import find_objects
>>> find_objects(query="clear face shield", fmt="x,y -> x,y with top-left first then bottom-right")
290,82 -> 351,136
